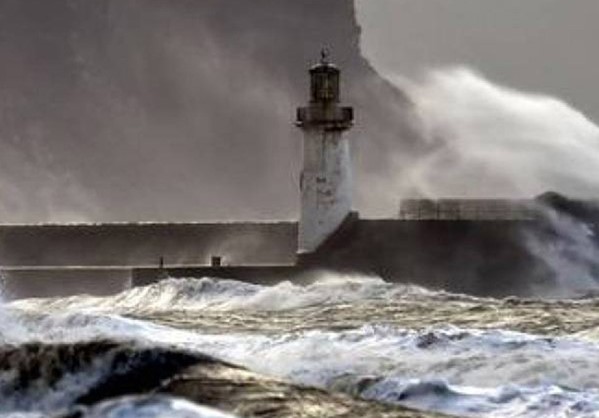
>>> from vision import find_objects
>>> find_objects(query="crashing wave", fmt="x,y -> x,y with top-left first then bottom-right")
7,308 -> 596,417
4,302 -> 599,394
5,276 -> 599,417
180,325 -> 599,417
363,378 -> 599,418
63,395 -> 239,418
0,339 -> 437,418
11,275 -> 471,314
182,325 -> 599,392
0,340 -> 209,415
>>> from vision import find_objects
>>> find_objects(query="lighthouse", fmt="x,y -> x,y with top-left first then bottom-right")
296,51 -> 354,254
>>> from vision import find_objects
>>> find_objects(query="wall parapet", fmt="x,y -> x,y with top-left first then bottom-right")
398,199 -> 538,221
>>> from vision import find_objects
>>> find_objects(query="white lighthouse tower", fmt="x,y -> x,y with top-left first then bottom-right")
296,51 -> 354,254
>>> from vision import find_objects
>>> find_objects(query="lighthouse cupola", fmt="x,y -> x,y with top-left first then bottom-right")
310,51 -> 340,103
295,50 -> 355,254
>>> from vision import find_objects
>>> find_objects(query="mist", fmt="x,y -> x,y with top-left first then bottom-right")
386,67 -> 599,199
0,0 -> 420,223
525,206 -> 599,298
354,0 -> 599,201
0,1 -> 305,223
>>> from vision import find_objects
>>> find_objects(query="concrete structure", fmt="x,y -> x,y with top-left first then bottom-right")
0,221 -> 297,297
3,55 -> 599,299
296,50 -> 354,253
0,222 -> 296,268
399,199 -> 538,220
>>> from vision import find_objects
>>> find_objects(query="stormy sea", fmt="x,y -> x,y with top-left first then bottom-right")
2,274 -> 599,418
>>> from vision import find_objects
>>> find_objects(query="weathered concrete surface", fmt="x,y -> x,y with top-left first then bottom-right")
299,218 -> 550,297
0,222 -> 297,267
6,194 -> 599,298
399,199 -> 537,220
2,268 -> 131,298
0,222 -> 296,298
128,218 -> 545,297
297,58 -> 354,253
0,218 -> 562,298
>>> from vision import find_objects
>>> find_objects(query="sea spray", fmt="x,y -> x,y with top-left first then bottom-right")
0,340 -> 232,418
12,274 -> 437,314
390,68 -> 599,199
78,395 -> 239,418
525,205 -> 599,298
0,276 -> 31,345
353,4 -> 599,200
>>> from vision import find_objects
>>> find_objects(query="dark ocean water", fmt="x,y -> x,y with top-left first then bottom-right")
2,274 -> 599,417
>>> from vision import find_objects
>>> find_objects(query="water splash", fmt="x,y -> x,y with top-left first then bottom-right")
12,274 -> 437,314
390,67 -> 599,199
525,206 -> 599,298
78,395 -> 238,418
10,315 -> 599,418
6,277 -> 599,417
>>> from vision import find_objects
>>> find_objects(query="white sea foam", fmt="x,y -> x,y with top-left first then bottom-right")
181,326 -> 599,392
364,378 -> 599,418
0,344 -> 143,416
79,395 -> 238,418
0,344 -> 237,418
11,275 -> 440,314
5,278 -> 599,417
7,299 -> 599,390
4,298 -> 599,418
176,326 -> 599,417
0,360 -> 110,414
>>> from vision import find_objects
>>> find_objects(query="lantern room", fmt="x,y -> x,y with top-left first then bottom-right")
310,50 -> 340,104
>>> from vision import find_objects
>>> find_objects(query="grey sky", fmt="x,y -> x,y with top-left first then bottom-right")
356,0 -> 599,122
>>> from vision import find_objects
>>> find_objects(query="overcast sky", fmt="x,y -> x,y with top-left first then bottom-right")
355,0 -> 599,123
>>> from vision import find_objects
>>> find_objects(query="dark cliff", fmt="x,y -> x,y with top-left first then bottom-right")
0,0 -> 416,223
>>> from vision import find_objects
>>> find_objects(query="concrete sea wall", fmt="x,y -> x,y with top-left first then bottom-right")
0,222 -> 297,298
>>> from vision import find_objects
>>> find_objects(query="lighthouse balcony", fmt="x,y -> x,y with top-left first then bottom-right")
296,106 -> 353,130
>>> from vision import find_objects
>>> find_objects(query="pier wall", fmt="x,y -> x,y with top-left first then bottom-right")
0,222 -> 297,267
0,222 -> 296,298
2,268 -> 131,299
131,218 -> 555,297
299,219 -> 548,296
3,197 -> 598,298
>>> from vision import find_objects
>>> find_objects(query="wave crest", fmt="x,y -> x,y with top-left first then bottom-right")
0,340 -> 208,415
13,274 -> 440,313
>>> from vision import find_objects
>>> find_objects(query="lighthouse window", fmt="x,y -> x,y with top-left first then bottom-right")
312,72 -> 338,102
